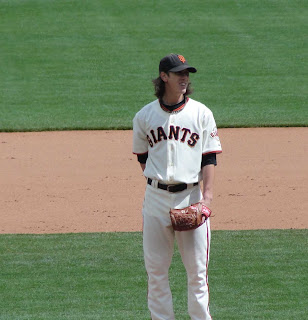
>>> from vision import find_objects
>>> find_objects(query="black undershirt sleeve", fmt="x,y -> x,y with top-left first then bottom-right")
137,153 -> 148,164
201,153 -> 217,167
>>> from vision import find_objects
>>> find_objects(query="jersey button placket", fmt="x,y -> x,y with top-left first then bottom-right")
167,115 -> 176,181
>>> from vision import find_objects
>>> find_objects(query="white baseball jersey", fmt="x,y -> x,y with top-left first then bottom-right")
133,97 -> 222,184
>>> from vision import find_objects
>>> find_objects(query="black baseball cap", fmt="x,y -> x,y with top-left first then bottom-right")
159,54 -> 197,73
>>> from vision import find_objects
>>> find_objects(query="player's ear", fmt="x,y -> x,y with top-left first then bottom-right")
160,72 -> 168,82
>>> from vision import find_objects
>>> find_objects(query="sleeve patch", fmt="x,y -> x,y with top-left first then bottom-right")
210,127 -> 220,141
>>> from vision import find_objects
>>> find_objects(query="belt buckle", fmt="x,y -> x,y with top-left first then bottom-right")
167,184 -> 176,192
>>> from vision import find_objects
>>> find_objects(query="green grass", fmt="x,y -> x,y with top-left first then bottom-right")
0,0 -> 307,131
0,230 -> 307,319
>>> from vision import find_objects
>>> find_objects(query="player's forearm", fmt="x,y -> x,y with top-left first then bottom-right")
140,163 -> 146,172
201,164 -> 215,206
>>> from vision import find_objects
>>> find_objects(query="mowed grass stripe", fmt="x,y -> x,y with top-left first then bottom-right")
0,0 -> 307,131
0,230 -> 306,319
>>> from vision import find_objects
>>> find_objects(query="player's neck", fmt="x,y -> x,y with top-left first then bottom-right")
162,93 -> 184,106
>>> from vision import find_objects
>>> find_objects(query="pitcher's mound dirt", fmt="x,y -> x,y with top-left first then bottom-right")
0,128 -> 307,234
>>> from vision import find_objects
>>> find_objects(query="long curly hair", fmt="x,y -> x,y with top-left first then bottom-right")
152,74 -> 193,100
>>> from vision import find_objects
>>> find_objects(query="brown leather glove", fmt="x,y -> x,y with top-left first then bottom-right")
169,203 -> 212,231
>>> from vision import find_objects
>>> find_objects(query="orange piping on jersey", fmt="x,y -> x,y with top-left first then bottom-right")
159,97 -> 189,113
133,151 -> 148,155
202,150 -> 222,155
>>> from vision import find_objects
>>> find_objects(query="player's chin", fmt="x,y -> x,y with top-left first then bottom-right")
180,87 -> 187,94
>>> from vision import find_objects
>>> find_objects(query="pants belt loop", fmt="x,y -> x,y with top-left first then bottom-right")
152,179 -> 158,188
147,178 -> 158,189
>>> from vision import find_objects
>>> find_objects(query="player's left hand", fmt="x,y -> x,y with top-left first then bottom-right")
198,199 -> 212,222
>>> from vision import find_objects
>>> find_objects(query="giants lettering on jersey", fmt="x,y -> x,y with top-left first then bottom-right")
146,125 -> 200,148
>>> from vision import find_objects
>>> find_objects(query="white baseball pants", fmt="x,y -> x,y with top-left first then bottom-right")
142,184 -> 212,320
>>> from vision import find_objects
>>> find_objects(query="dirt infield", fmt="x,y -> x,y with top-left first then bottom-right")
0,128 -> 307,234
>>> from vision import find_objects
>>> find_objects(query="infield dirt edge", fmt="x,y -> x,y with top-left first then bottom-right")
0,128 -> 307,234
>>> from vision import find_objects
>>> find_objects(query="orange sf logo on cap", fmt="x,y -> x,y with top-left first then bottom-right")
177,55 -> 186,63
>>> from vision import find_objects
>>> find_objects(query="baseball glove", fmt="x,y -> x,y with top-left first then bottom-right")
169,203 -> 212,231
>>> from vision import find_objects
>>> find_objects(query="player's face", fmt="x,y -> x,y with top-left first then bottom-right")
163,70 -> 190,97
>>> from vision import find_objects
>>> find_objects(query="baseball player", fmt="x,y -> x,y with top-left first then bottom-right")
133,53 -> 222,320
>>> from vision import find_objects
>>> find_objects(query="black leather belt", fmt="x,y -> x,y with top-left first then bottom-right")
147,178 -> 198,193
